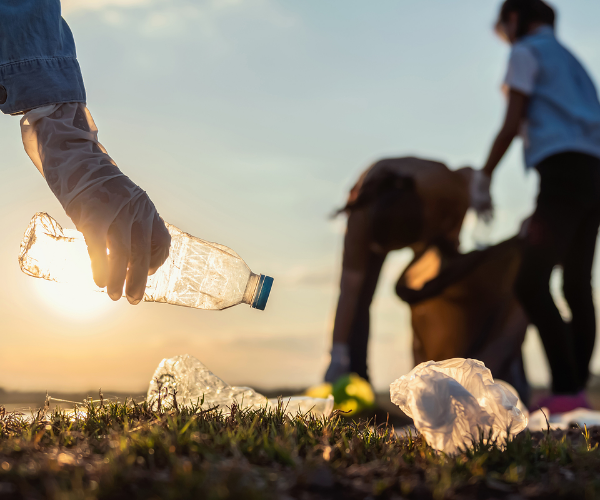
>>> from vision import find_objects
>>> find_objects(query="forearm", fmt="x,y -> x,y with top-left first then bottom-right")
331,209 -> 374,344
21,104 -> 134,229
482,129 -> 517,177
326,269 -> 365,382
482,90 -> 528,177
332,270 -> 364,344
6,4 -> 170,304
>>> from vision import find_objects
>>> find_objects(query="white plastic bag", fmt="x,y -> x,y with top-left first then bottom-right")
147,355 -> 333,417
528,408 -> 600,431
390,358 -> 528,454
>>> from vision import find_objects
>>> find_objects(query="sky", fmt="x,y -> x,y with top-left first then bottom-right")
2,0 -> 600,394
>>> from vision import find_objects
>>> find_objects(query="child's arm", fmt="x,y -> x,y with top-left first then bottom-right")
483,90 -> 529,177
325,208 -> 387,382
331,210 -> 374,344
471,90 -> 529,217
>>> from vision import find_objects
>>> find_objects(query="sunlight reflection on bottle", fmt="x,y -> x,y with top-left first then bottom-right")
23,223 -> 95,287
21,213 -> 113,320
20,213 -> 274,311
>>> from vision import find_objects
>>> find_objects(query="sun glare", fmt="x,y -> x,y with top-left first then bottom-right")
22,218 -> 115,320
32,277 -> 113,320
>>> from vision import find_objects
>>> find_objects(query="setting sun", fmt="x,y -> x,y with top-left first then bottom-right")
19,213 -> 113,319
30,277 -> 113,321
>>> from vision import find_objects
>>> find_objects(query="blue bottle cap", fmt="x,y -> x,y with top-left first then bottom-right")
251,275 -> 274,311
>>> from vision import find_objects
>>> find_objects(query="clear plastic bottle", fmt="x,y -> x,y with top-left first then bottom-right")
148,354 -> 334,417
19,212 -> 273,311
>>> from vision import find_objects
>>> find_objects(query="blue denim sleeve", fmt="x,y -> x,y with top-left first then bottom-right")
0,0 -> 86,115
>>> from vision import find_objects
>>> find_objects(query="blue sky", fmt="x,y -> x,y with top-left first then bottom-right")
2,0 -> 600,393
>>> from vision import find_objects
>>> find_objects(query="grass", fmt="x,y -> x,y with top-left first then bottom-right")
1,397 -> 600,500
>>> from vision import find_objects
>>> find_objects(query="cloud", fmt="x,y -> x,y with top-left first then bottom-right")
62,0 -> 151,14
61,0 -> 296,37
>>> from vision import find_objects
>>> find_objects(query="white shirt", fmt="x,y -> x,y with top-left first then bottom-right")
503,44 -> 538,96
502,26 -> 600,168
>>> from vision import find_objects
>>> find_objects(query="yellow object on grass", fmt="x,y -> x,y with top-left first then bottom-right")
332,374 -> 375,415
306,374 -> 375,415
304,382 -> 333,400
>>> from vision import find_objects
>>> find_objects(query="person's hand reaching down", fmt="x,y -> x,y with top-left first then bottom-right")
21,103 -> 171,304
470,169 -> 493,222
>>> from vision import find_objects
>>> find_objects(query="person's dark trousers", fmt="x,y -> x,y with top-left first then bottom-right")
515,152 -> 600,394
347,251 -> 386,381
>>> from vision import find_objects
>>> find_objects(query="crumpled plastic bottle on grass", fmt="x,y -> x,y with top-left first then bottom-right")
390,358 -> 528,454
147,355 -> 333,417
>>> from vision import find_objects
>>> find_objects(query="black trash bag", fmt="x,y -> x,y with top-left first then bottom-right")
396,237 -> 530,405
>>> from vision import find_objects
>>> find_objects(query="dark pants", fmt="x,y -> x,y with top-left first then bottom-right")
515,152 -> 600,394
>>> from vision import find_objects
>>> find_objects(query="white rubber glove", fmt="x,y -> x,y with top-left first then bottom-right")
470,169 -> 493,222
21,103 -> 171,304
324,343 -> 350,383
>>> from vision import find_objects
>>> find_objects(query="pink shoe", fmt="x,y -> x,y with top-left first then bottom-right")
535,391 -> 592,414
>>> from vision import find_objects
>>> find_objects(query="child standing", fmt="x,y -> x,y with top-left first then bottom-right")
473,0 -> 600,412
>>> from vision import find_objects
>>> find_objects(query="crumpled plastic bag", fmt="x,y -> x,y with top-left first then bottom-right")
390,358 -> 528,454
147,354 -> 334,417
528,408 -> 600,431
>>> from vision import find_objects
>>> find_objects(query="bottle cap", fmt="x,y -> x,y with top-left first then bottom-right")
251,275 -> 274,311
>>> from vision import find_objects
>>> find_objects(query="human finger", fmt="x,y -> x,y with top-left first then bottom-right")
106,221 -> 130,301
125,219 -> 151,304
148,213 -> 171,276
85,233 -> 109,288
69,196 -> 111,289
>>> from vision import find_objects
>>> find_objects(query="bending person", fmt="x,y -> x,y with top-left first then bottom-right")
473,0 -> 600,412
325,157 -> 471,383
0,1 -> 170,302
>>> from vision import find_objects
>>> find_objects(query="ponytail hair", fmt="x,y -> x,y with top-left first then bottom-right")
496,0 -> 556,39
333,171 -> 423,250
333,171 -> 416,216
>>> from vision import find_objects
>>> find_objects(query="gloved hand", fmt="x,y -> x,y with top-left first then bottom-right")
21,103 -> 171,304
469,169 -> 493,222
324,343 -> 351,383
